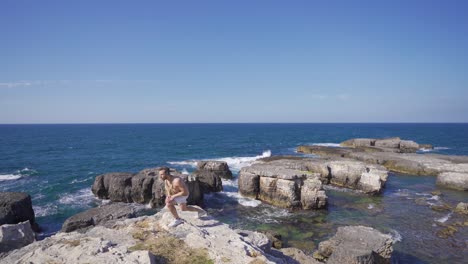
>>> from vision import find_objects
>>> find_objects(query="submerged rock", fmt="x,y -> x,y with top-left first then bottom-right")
315,225 -> 394,264
0,192 -> 39,232
454,202 -> 468,215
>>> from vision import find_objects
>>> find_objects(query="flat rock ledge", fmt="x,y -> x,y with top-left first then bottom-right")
298,138 -> 468,191
314,226 -> 394,264
1,209 -> 319,264
238,157 -> 388,209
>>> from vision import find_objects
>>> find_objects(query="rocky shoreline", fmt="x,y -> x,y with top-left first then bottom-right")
2,137 -> 468,263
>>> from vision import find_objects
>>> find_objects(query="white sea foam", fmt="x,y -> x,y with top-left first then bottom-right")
223,191 -> 262,207
58,188 -> 96,207
0,174 -> 22,181
311,143 -> 342,148
389,229 -> 403,242
181,169 -> 189,175
168,150 -> 272,173
167,160 -> 198,168
70,177 -> 92,184
33,204 -> 58,217
217,150 -> 271,172
368,203 -> 375,209
418,146 -> 450,153
434,147 -> 450,150
435,213 -> 452,223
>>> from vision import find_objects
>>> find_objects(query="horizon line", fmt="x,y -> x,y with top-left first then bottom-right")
1,122 -> 468,125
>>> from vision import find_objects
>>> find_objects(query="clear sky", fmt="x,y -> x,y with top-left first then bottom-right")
1,0 -> 467,123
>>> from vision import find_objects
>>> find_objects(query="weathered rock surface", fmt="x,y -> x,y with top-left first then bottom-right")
91,167 -> 204,207
1,209 -> 312,264
238,157 -> 388,208
316,226 -> 394,264
436,172 -> 468,191
239,161 -> 328,209
61,203 -> 140,233
192,161 -> 230,193
298,138 -> 468,191
0,192 -> 39,232
0,221 -> 35,253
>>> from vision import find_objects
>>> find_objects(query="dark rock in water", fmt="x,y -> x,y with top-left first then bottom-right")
192,161 -> 231,194
0,192 -> 39,232
259,230 -> 283,249
91,167 -> 204,207
316,226 -> 394,264
61,203 -> 139,232
0,220 -> 35,253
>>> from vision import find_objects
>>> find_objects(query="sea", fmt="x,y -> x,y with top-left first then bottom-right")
1,123 -> 467,263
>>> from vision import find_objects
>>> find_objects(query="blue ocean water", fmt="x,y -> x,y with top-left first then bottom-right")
1,123 -> 467,263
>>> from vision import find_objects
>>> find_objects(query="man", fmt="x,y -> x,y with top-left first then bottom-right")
159,166 -> 207,227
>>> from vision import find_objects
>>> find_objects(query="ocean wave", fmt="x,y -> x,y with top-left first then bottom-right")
389,229 -> 403,242
167,160 -> 198,167
168,150 -> 272,173
58,188 -> 96,207
0,174 -> 23,181
0,167 -> 38,182
33,203 -> 58,217
418,146 -> 450,153
70,177 -> 93,184
311,143 -> 342,148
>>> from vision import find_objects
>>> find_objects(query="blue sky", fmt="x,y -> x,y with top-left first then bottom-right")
1,0 -> 467,123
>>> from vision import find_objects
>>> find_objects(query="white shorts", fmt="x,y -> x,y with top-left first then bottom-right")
173,196 -> 188,205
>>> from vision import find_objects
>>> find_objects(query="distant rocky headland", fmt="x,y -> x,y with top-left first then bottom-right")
2,137 -> 468,263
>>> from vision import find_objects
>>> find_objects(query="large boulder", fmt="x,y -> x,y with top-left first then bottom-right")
91,167 -> 204,207
239,163 -> 327,209
399,140 -> 419,153
61,203 -> 139,233
0,221 -> 35,253
436,172 -> 468,191
192,161 -> 230,193
316,226 -> 394,264
326,161 -> 388,194
374,137 -> 401,149
0,192 -> 39,232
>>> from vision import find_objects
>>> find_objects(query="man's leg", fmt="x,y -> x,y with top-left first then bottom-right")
180,203 -> 205,214
166,201 -> 180,219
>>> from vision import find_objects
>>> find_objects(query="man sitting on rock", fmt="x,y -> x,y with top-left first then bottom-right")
159,166 -> 207,227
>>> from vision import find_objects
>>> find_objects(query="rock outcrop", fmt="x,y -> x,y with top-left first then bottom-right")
238,157 -> 388,208
91,167 -> 204,207
1,209 -> 314,264
61,203 -> 141,233
315,226 -> 394,264
340,137 -> 427,153
436,172 -> 468,191
0,221 -> 35,253
0,192 -> 39,232
239,161 -> 328,209
192,161 -> 231,193
298,138 -> 468,191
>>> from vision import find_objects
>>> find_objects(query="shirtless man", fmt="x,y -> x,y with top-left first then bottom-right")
158,166 -> 206,227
